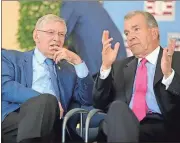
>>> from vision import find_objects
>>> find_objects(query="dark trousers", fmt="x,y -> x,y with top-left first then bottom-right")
2,94 -> 83,143
96,100 -> 180,142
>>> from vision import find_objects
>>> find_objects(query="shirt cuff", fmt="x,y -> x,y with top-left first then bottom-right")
99,66 -> 111,79
162,69 -> 175,90
74,61 -> 89,78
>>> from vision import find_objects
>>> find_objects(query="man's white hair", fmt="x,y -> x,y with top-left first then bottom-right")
35,14 -> 67,33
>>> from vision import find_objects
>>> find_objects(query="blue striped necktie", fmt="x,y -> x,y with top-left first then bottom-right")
45,59 -> 60,101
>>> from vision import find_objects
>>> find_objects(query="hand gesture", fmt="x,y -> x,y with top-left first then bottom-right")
161,39 -> 176,79
53,47 -> 82,65
101,30 -> 120,70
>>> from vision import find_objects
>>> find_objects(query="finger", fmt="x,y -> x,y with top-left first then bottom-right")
102,38 -> 113,52
102,30 -> 106,43
54,52 -> 66,64
53,51 -> 62,63
61,49 -> 71,62
103,38 -> 113,47
104,30 -> 109,41
167,39 -> 176,56
114,42 -> 120,56
56,54 -> 66,64
103,43 -> 112,53
60,110 -> 64,119
102,30 -> 109,43
162,47 -> 169,61
53,48 -> 67,62
58,102 -> 64,119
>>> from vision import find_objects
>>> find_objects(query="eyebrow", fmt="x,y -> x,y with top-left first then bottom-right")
45,29 -> 56,31
45,29 -> 66,33
124,25 -> 139,33
132,25 -> 139,28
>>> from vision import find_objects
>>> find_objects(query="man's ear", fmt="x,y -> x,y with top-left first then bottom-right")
151,27 -> 159,40
33,29 -> 39,43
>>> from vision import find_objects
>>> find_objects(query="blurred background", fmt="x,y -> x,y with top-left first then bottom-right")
2,1 -> 180,52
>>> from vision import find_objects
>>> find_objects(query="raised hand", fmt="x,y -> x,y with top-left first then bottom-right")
101,30 -> 120,70
161,39 -> 176,79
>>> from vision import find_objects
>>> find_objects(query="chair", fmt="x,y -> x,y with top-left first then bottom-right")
62,108 -> 89,142
84,108 -> 106,143
62,74 -> 105,142
81,106 -> 105,141
62,106 -> 106,143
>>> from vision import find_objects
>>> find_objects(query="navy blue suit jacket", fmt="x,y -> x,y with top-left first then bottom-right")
2,49 -> 93,121
61,1 -> 127,76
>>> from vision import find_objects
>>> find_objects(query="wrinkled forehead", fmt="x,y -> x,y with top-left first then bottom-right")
124,14 -> 147,29
41,21 -> 66,31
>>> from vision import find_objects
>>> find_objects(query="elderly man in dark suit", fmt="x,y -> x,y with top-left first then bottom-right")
93,11 -> 180,142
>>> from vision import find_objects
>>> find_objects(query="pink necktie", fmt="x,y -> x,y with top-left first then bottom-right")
132,58 -> 148,121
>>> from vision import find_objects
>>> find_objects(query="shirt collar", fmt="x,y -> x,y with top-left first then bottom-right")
138,46 -> 160,65
34,47 -> 47,64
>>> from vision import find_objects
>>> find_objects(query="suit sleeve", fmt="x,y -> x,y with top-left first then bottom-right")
167,73 -> 180,96
2,53 -> 40,104
166,52 -> 180,97
92,70 -> 114,110
72,74 -> 94,106
60,2 -> 79,38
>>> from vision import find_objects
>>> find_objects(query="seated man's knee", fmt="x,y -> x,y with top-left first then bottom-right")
109,100 -> 127,111
38,94 -> 58,105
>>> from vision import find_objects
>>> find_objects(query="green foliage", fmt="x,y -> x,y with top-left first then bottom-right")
17,1 -> 61,51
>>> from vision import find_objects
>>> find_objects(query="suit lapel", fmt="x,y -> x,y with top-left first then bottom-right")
153,48 -> 163,86
123,58 -> 138,104
23,50 -> 34,88
123,48 -> 163,103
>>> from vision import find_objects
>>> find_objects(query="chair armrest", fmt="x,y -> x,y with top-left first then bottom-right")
62,108 -> 89,143
85,109 -> 106,143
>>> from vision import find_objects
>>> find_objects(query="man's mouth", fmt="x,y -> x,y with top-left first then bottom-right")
50,44 -> 60,47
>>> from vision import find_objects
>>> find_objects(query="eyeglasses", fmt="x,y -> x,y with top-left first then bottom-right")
37,29 -> 66,38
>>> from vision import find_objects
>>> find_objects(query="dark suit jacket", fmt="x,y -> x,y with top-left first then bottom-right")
93,48 -> 180,126
60,1 -> 126,76
2,49 -> 94,121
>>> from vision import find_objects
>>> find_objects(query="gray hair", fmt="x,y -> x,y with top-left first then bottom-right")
35,14 -> 67,33
124,11 -> 159,39
124,11 -> 158,28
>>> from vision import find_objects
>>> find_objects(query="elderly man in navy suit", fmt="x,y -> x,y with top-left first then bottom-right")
61,1 -> 127,77
2,14 -> 93,143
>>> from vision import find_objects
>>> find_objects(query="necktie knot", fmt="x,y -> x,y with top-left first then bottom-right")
45,59 -> 54,66
141,58 -> 147,65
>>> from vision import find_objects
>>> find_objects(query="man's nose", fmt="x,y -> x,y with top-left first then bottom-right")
53,33 -> 61,41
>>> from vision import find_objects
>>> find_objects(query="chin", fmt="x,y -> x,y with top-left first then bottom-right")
133,52 -> 144,58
